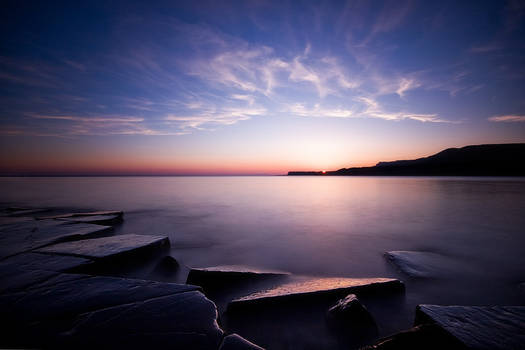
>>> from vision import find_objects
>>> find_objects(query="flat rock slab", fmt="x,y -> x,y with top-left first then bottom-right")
228,277 -> 403,310
37,234 -> 170,260
0,274 -> 223,349
0,265 -> 60,294
57,214 -> 122,225
416,305 -> 525,350
37,210 -> 123,220
4,208 -> 49,217
1,275 -> 199,324
60,290 -> 223,350
187,265 -> 290,290
1,252 -> 93,272
0,219 -> 111,260
385,251 -> 464,278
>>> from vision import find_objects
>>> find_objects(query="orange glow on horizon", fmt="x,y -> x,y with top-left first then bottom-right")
0,141 -> 478,175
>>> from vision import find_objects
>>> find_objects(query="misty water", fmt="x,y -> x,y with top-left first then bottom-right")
2,176 -> 525,347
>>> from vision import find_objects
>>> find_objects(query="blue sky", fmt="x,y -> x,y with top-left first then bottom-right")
1,0 -> 524,174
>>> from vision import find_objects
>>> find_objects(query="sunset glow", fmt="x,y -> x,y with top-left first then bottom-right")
1,1 -> 524,175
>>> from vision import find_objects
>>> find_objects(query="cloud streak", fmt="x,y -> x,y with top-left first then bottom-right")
9,114 -> 185,137
488,115 -> 525,122
165,106 -> 267,130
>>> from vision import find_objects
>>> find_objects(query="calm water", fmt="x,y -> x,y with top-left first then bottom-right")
2,176 -> 525,340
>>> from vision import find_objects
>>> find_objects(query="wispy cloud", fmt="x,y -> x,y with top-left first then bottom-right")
165,106 -> 266,130
31,115 -> 144,123
488,115 -> 525,122
286,103 -> 355,118
355,96 -> 450,123
469,43 -> 503,53
187,40 -> 358,100
286,96 -> 450,123
396,78 -> 420,98
13,114 -> 185,136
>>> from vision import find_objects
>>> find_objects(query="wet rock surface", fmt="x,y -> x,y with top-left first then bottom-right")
219,333 -> 265,350
415,304 -> 525,350
1,252 -> 93,272
228,277 -> 404,310
0,219 -> 111,260
1,273 -> 222,349
37,233 -> 170,260
61,290 -> 223,350
188,265 -> 290,292
326,294 -> 377,328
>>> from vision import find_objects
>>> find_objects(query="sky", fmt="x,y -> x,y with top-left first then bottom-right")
1,0 -> 524,175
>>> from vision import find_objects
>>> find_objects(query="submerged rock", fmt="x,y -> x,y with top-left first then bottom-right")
326,294 -> 376,329
384,250 -> 463,278
228,277 -> 403,311
4,208 -> 49,217
219,333 -> 265,350
152,255 -> 180,277
363,324 -> 465,350
37,210 -> 123,220
57,214 -> 122,225
187,265 -> 289,291
37,234 -> 170,260
415,304 -> 525,350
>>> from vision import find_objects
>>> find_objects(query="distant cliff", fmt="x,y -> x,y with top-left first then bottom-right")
288,143 -> 525,176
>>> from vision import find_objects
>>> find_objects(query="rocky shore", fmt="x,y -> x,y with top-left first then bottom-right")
1,207 -> 524,349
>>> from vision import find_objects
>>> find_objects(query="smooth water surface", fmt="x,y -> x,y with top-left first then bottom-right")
2,176 -> 525,336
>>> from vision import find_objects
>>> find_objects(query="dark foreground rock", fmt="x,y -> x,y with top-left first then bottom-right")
326,294 -> 377,329
37,233 -> 169,260
228,277 -> 403,311
367,305 -> 525,349
384,251 -> 464,278
415,304 -> 525,350
153,255 -> 180,276
0,272 -> 223,349
1,252 -> 93,272
60,290 -> 222,349
0,208 -> 267,350
219,334 -> 265,350
0,219 -> 111,260
187,265 -> 290,291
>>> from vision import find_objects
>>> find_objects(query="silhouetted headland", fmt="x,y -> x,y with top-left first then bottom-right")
288,143 -> 525,176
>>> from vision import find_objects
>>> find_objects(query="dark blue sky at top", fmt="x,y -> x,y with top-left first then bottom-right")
1,0 -> 524,173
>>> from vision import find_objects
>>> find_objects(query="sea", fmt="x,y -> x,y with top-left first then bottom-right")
1,176 -> 524,346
